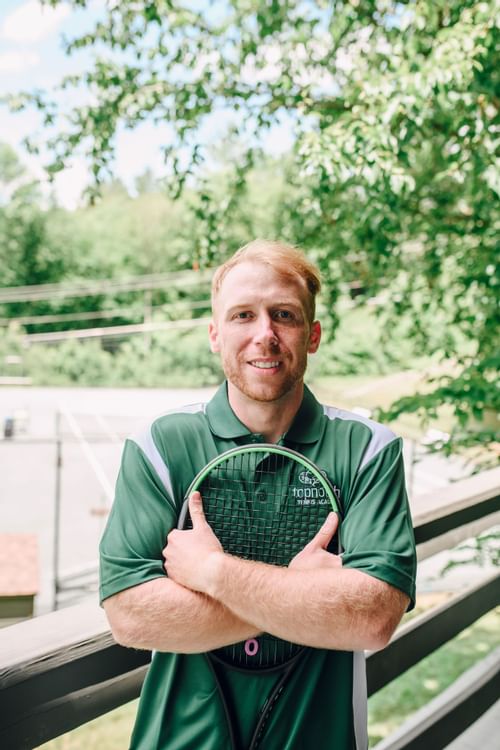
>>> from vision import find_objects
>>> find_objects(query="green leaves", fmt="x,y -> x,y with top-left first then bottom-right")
6,0 -> 499,455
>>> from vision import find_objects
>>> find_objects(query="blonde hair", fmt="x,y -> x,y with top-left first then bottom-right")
211,239 -> 321,322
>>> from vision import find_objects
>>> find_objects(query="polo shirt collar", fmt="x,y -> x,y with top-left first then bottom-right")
206,382 -> 253,439
206,381 -> 324,444
283,384 -> 324,444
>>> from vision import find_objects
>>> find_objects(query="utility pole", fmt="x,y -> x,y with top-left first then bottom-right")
53,411 -> 62,611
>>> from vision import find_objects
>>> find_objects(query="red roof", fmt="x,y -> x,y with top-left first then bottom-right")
0,534 -> 39,596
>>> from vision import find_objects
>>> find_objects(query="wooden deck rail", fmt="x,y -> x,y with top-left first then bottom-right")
0,467 -> 499,750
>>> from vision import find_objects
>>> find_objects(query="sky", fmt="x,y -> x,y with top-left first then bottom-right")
0,0 -> 295,209
0,0 -> 98,206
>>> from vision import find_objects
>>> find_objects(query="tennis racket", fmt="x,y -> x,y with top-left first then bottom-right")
177,443 -> 341,749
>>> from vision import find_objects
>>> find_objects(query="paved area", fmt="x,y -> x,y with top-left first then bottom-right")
0,386 -> 216,612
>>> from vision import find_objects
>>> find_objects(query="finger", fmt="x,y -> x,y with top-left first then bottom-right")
188,491 -> 205,526
164,529 -> 175,549
308,512 -> 339,550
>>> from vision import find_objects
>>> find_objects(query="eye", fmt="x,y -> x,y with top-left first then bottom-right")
274,310 -> 294,321
232,311 -> 253,320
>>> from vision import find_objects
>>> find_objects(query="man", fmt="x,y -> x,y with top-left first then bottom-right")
100,239 -> 416,749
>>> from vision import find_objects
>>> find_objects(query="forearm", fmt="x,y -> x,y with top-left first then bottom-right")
103,576 -> 259,653
205,554 -> 408,651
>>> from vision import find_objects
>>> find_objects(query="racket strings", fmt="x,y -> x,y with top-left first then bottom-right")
185,450 -> 334,669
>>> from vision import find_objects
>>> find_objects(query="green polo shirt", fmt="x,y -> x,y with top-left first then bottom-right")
100,382 -> 416,750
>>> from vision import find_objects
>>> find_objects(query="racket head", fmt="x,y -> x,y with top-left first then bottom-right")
177,444 -> 341,670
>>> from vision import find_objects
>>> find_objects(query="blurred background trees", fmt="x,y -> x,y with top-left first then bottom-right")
2,0 -> 498,456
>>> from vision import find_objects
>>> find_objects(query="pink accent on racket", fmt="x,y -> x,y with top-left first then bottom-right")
244,638 -> 259,657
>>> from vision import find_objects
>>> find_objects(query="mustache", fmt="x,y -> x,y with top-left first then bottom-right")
248,344 -> 282,355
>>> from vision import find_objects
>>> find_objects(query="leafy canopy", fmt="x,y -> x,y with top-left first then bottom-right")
9,0 -> 500,454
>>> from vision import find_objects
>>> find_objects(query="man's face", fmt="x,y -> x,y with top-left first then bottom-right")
209,262 -> 321,404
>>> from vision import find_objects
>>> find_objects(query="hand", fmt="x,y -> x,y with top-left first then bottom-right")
163,492 -> 224,593
289,512 -> 342,571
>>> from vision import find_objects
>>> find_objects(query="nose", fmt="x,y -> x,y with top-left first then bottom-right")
253,313 -> 279,346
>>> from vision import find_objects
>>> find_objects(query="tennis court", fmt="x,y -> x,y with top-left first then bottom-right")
0,386 -> 215,613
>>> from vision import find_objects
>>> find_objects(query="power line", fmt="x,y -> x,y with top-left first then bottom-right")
0,299 -> 212,327
1,307 -> 140,326
25,317 -> 211,344
0,269 -> 212,303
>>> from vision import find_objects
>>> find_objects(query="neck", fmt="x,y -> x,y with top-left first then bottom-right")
227,382 -> 304,443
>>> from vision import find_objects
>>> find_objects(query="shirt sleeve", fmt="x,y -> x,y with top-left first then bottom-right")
99,438 -> 178,603
340,436 -> 417,608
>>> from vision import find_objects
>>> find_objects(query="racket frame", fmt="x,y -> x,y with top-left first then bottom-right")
177,443 -> 342,750
180,443 -> 340,527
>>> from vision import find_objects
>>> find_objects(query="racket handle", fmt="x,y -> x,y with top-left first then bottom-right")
248,651 -> 304,749
249,677 -> 288,749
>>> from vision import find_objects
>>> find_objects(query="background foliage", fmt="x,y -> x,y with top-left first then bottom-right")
2,0 -> 499,456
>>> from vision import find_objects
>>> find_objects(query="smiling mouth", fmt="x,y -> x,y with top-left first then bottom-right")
249,360 -> 281,369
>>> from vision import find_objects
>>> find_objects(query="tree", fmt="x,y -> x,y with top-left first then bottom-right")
9,0 -> 500,454
0,144 -> 65,290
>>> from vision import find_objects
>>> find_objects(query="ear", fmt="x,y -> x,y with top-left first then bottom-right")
308,320 -> 321,354
208,319 -> 220,353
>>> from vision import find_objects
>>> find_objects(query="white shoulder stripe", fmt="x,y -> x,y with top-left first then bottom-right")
131,426 -> 175,500
130,402 -> 207,500
322,405 -> 397,471
164,401 -> 208,415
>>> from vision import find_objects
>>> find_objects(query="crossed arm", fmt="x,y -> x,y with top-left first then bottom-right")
104,492 -> 409,654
